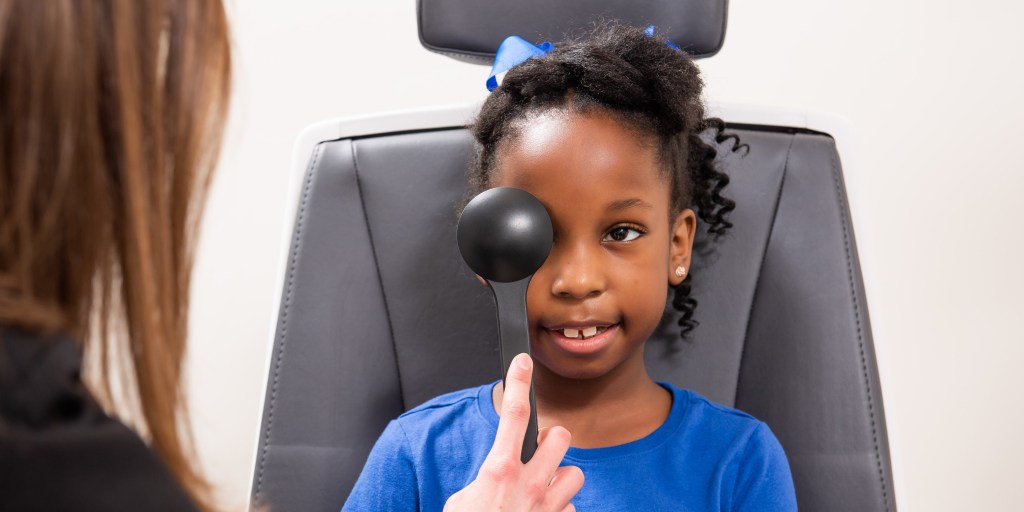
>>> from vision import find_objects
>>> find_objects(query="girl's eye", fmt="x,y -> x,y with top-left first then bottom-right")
604,226 -> 643,242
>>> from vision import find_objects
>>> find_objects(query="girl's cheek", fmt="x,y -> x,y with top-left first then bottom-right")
525,279 -> 546,321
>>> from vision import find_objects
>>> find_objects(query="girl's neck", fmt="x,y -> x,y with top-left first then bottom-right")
532,352 -> 657,412
494,351 -> 673,448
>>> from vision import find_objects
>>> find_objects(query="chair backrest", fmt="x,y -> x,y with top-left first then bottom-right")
247,104 -> 896,512
249,2 -> 898,510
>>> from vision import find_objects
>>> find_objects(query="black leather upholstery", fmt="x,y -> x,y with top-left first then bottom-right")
417,0 -> 729,63
249,123 -> 897,511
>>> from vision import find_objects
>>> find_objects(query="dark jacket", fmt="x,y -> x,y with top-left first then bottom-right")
0,326 -> 199,511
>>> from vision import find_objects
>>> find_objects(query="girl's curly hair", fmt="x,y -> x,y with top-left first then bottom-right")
469,23 -> 743,340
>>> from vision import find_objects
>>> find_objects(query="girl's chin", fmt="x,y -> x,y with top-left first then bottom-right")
531,355 -> 618,381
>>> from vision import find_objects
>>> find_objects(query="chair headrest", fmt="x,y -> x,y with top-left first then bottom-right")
417,0 -> 729,64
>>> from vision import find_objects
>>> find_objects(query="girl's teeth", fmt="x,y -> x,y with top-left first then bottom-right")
560,326 -> 606,339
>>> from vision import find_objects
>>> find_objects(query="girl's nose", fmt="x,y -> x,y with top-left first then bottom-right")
549,243 -> 607,299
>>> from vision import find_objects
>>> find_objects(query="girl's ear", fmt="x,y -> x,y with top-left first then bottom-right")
668,209 -> 697,286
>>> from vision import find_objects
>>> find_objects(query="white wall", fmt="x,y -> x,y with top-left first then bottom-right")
187,1 -> 1024,510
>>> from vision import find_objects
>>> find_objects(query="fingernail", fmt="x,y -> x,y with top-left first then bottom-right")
516,353 -> 532,370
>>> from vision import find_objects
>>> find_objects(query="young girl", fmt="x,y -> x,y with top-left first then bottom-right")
344,24 -> 797,511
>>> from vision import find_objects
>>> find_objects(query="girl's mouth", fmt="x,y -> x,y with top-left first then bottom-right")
544,323 -> 619,355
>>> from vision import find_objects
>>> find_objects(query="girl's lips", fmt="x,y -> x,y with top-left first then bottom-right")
544,323 -> 620,356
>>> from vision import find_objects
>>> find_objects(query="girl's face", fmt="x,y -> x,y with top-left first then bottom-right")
492,110 -> 696,381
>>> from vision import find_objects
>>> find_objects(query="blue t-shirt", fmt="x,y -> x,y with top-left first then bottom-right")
343,382 -> 797,511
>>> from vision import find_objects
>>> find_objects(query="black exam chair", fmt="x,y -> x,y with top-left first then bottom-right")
249,1 -> 898,510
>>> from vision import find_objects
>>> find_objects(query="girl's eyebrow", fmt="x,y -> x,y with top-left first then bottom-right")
607,198 -> 654,211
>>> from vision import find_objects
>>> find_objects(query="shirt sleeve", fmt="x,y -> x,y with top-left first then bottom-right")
729,422 -> 798,512
342,420 -> 420,512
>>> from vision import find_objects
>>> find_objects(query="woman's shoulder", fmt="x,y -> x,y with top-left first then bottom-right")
1,412 -> 201,511
0,326 -> 198,511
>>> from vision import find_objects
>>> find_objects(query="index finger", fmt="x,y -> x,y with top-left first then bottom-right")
489,353 -> 533,460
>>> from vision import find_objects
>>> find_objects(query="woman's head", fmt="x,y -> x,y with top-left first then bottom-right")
470,24 -> 739,349
0,0 -> 231,508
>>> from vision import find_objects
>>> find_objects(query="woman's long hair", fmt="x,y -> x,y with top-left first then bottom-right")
0,1 -> 231,509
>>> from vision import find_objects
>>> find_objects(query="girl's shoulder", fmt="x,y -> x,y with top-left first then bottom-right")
662,385 -> 797,510
399,382 -> 493,417
394,382 -> 497,439
662,383 -> 775,447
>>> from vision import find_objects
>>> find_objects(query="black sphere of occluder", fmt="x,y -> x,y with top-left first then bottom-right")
457,187 -> 553,283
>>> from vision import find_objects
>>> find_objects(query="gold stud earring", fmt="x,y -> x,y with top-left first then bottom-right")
674,266 -> 686,278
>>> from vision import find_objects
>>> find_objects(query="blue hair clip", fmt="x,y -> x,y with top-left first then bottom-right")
486,27 -> 679,91
486,36 -> 554,92
645,25 -> 680,50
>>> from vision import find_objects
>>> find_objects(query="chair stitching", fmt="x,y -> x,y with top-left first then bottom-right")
828,143 -> 892,512
735,134 -> 794,404
254,142 -> 325,504
351,141 -> 406,409
423,46 -> 493,63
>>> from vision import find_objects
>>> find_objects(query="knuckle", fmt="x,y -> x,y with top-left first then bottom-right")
503,400 -> 530,421
524,479 -> 546,502
482,456 -> 518,481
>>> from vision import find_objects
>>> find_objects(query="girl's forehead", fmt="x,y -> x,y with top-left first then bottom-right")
492,111 -> 673,221
505,110 -> 651,157
494,111 -> 666,192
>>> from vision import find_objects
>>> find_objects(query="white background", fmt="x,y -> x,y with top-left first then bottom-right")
187,1 -> 1024,510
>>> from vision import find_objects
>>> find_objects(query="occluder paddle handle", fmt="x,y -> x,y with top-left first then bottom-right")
491,278 -> 539,463
457,187 -> 552,464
